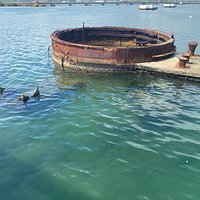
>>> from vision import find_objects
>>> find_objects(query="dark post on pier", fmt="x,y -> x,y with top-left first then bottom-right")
188,41 -> 198,56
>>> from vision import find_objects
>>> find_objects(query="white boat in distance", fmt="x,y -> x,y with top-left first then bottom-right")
139,4 -> 158,10
164,3 -> 177,8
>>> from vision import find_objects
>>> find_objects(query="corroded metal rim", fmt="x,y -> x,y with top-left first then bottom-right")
51,26 -> 176,71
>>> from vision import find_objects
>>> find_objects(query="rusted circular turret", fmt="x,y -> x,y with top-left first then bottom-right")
51,26 -> 176,71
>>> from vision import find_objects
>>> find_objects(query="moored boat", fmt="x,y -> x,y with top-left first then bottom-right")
164,3 -> 176,8
139,4 -> 158,10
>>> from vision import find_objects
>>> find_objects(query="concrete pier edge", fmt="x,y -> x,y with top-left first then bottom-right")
52,53 -> 200,82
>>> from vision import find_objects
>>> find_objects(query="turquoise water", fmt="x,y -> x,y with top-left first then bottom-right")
0,4 -> 200,200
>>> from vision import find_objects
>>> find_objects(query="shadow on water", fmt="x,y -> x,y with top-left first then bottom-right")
0,150 -> 95,200
52,66 -> 87,90
53,64 -> 200,89
124,72 -> 200,99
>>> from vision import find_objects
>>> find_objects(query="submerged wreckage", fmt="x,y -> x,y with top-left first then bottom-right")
51,26 -> 200,81
51,26 -> 176,69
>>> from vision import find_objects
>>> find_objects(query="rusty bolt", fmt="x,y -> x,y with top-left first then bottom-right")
178,57 -> 188,68
182,53 -> 190,63
188,41 -> 198,56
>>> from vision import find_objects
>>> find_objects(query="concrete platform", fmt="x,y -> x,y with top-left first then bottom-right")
134,54 -> 200,82
53,53 -> 200,82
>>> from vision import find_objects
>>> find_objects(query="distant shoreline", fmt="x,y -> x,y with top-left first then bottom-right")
0,2 -> 47,6
1,1 -> 200,7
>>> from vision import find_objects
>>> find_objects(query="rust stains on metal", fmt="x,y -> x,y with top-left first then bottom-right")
188,41 -> 198,56
182,53 -> 190,63
50,26 -> 176,71
178,57 -> 188,68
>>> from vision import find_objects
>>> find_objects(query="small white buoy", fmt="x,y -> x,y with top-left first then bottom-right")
186,160 -> 189,163
189,15 -> 192,19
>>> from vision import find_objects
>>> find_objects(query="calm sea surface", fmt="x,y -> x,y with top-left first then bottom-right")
0,4 -> 200,200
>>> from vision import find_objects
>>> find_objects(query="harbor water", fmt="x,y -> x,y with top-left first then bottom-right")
0,4 -> 200,200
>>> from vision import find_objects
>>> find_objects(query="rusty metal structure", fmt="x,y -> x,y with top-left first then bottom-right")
188,41 -> 198,56
51,26 -> 176,71
178,57 -> 188,68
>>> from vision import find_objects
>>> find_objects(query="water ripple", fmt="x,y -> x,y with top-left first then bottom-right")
1,5 -> 200,200
126,141 -> 158,153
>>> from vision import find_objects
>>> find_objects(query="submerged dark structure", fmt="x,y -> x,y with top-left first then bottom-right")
51,26 -> 176,71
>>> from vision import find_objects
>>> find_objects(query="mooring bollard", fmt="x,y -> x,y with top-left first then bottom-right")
182,53 -> 190,63
188,41 -> 198,56
178,57 -> 188,68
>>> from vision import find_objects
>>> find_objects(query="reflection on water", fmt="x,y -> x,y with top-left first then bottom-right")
53,66 -> 86,91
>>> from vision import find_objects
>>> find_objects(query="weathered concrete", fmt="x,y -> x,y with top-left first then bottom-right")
134,54 -> 200,81
52,52 -> 200,81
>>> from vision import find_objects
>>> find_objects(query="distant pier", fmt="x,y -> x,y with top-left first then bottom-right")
46,1 -> 136,5
2,1 -> 200,7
